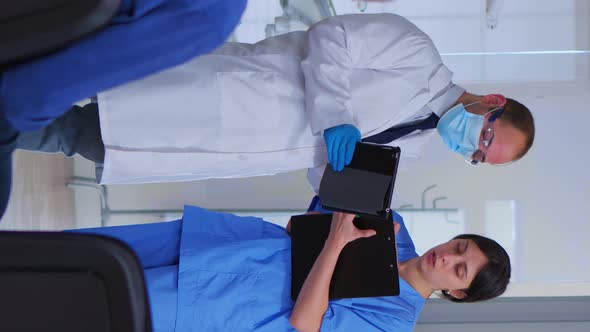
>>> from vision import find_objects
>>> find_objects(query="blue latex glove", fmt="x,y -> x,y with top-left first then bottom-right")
323,124 -> 361,172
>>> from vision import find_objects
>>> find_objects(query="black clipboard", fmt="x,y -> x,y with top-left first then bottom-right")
290,213 -> 399,301
319,143 -> 401,219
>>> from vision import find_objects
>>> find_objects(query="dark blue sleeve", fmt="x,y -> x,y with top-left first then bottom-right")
70,219 -> 183,269
0,0 -> 247,131
0,114 -> 18,218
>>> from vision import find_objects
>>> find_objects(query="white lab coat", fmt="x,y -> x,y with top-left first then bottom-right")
97,14 -> 453,185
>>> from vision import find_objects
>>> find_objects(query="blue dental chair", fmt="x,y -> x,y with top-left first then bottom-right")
0,0 -> 122,218
0,2 -> 152,332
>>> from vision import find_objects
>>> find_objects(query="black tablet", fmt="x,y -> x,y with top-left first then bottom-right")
319,143 -> 401,219
290,213 -> 400,301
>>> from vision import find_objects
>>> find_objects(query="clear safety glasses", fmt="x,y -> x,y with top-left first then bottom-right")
466,107 -> 505,167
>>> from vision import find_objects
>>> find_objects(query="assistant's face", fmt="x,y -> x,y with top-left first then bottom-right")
418,239 -> 488,295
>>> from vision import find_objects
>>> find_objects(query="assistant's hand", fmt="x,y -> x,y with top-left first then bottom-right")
323,124 -> 361,172
326,212 -> 376,250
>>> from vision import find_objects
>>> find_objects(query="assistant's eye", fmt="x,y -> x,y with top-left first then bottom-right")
460,265 -> 466,279
455,264 -> 466,279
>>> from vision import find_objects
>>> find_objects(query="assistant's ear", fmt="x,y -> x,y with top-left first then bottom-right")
446,289 -> 467,300
482,94 -> 507,108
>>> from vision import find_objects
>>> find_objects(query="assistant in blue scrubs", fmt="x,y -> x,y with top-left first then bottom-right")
74,206 -> 426,332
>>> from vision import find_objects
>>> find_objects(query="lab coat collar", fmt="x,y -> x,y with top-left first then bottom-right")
428,84 -> 466,117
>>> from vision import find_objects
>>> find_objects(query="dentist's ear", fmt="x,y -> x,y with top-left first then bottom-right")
482,94 -> 507,108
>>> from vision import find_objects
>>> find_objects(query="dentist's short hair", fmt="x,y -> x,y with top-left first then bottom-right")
501,98 -> 535,160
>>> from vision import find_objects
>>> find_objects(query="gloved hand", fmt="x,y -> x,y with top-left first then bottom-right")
323,124 -> 361,172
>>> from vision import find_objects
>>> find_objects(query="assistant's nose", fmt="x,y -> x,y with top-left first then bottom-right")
440,251 -> 462,266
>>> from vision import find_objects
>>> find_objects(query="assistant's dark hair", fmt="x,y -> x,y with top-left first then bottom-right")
501,98 -> 535,160
441,234 -> 511,303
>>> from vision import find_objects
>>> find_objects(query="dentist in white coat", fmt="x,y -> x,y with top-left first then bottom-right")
18,14 -> 535,191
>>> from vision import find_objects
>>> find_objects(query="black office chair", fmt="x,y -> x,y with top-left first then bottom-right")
0,0 -> 121,66
0,232 -> 152,332
0,4 -> 153,331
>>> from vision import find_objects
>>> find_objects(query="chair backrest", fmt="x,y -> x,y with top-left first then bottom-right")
0,0 -> 121,66
0,231 -> 152,332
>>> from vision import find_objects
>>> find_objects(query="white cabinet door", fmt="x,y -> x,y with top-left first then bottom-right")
401,210 -> 465,255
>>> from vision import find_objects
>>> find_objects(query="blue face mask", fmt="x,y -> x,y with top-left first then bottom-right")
436,102 -> 484,157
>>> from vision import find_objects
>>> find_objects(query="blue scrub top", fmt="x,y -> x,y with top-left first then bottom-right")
146,206 -> 425,332
0,0 -> 246,131
75,206 -> 425,332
